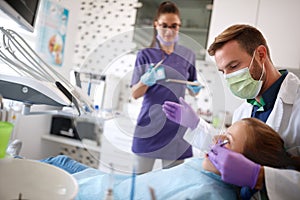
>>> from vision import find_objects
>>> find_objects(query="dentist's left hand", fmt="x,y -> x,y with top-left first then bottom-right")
208,144 -> 261,189
162,97 -> 199,129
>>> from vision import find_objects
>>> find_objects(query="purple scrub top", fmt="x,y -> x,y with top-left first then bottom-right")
130,44 -> 197,160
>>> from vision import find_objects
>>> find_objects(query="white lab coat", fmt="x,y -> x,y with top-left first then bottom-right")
264,167 -> 300,200
233,72 -> 300,149
184,72 -> 300,199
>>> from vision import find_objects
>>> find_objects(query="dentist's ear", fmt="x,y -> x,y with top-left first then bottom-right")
256,45 -> 267,63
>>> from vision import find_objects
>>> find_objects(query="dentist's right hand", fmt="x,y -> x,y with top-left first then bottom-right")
140,66 -> 157,86
162,97 -> 199,129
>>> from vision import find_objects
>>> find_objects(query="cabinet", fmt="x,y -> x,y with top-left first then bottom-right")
42,118 -> 135,173
42,134 -> 101,169
134,0 -> 213,59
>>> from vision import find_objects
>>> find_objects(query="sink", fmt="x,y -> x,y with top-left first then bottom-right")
0,158 -> 78,200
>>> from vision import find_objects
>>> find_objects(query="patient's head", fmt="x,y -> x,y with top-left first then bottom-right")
203,118 -> 300,174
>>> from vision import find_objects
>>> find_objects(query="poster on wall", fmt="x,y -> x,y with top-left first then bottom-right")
37,0 -> 69,67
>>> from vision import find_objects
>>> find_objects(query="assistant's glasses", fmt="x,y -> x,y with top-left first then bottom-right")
158,23 -> 181,31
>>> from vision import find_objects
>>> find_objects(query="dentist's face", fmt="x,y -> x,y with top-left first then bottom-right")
202,120 -> 249,174
215,40 -> 252,75
215,40 -> 263,80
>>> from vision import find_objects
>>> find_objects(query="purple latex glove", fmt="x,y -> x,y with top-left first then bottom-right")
162,97 -> 199,129
208,144 -> 261,189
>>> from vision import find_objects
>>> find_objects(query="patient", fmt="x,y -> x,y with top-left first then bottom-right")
42,118 -> 300,200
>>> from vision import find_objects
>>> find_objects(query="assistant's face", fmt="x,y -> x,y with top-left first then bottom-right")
155,13 -> 181,43
202,120 -> 249,174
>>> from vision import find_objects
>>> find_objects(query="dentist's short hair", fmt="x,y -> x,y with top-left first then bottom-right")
208,24 -> 271,59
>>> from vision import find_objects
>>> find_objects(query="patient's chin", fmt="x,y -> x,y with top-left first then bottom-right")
202,155 -> 220,175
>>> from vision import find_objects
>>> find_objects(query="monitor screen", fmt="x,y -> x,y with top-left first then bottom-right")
0,0 -> 40,32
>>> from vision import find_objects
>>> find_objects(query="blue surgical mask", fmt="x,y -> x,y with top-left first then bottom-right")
156,34 -> 179,46
224,51 -> 264,99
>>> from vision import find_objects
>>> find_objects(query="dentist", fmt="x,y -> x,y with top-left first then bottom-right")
162,24 -> 300,200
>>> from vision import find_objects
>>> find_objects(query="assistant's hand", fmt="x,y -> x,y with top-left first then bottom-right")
162,97 -> 199,129
140,66 -> 157,86
208,144 -> 261,189
187,81 -> 202,94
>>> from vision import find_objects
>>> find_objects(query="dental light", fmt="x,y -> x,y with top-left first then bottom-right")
0,27 -> 94,115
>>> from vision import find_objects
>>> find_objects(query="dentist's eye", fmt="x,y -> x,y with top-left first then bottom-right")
230,65 -> 238,69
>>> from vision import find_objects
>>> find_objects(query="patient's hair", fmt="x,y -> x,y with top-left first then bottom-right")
241,118 -> 300,171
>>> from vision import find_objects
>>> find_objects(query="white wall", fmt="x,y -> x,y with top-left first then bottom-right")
208,0 -> 259,48
256,0 -> 300,69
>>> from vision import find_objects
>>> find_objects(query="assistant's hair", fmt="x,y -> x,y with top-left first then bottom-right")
150,1 -> 180,47
207,24 -> 271,59
241,118 -> 300,171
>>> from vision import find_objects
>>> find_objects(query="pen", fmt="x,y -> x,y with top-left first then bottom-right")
153,59 -> 165,70
165,79 -> 203,86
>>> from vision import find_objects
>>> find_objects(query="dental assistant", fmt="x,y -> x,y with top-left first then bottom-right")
162,24 -> 300,199
130,1 -> 201,174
